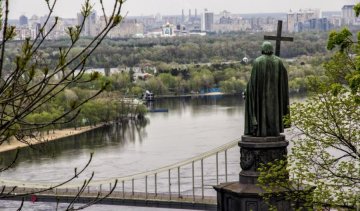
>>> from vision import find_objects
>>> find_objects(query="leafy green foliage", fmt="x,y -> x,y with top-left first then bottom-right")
324,20 -> 360,95
290,92 -> 359,209
354,3 -> 360,17
4,31 -> 328,69
258,92 -> 359,210
258,159 -> 315,210
327,28 -> 352,51
0,0 -> 126,144
66,26 -> 82,44
80,0 -> 94,17
258,5 -> 360,210
112,15 -> 123,27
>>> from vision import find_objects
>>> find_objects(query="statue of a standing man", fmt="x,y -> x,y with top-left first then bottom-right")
244,42 -> 290,137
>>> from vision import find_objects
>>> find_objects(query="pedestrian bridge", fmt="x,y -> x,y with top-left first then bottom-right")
0,139 -> 241,210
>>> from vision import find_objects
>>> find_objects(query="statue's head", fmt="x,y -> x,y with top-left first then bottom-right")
261,41 -> 274,55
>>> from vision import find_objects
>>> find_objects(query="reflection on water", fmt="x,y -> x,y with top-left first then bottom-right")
154,95 -> 243,117
0,119 -> 149,168
0,95 -> 244,182
0,94 -> 304,210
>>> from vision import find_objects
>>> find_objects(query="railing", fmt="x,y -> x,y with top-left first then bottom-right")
0,138 -> 241,202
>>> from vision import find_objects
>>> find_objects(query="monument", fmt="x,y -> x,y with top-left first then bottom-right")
244,41 -> 290,137
214,21 -> 293,211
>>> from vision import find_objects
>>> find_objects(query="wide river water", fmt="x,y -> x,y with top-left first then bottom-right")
0,95 -> 300,210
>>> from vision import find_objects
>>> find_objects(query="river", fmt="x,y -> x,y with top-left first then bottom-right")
0,95 -> 250,210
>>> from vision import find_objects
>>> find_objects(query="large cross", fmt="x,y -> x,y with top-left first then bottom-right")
264,20 -> 294,57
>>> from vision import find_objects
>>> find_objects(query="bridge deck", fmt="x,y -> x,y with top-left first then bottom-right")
0,139 -> 241,210
3,187 -> 217,210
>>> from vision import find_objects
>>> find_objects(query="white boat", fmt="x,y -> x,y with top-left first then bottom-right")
143,90 -> 155,101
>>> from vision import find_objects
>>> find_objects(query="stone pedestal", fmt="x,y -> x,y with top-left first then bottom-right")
214,135 -> 290,211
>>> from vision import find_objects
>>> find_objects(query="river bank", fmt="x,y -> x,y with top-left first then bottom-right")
0,93 -> 235,153
0,124 -> 108,153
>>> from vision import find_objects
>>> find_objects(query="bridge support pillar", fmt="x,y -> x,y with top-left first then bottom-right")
214,135 -> 291,211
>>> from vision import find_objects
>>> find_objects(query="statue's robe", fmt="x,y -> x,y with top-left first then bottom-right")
244,55 -> 290,137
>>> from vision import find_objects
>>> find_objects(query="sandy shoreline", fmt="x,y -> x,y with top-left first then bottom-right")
0,124 -> 107,153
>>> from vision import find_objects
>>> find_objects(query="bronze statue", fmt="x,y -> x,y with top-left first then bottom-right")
244,41 -> 290,137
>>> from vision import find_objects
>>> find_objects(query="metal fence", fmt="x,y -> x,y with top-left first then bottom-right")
0,139 -> 241,202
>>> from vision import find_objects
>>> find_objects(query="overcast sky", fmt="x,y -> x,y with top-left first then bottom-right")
9,0 -> 359,19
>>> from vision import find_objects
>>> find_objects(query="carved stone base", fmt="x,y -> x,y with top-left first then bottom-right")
239,135 -> 288,184
213,135 -> 290,211
213,182 -> 291,211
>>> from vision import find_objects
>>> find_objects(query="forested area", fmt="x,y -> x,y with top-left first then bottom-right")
1,31 -> 334,135
3,31 -> 329,70
84,31 -> 328,66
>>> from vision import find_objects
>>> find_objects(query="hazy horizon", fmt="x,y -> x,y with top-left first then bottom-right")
9,0 -> 358,19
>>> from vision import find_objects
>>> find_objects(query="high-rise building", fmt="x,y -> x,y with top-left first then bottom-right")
28,15 -> 40,27
19,15 -> 28,26
105,18 -> 145,38
219,16 -> 233,24
203,9 -> 214,32
77,11 -> 97,36
35,23 -> 41,37
342,5 -> 356,25
77,13 -> 84,26
295,18 -> 331,32
87,12 -> 97,36
182,9 -> 185,23
287,9 -> 320,32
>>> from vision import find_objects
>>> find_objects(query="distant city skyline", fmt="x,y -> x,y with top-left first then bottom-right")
9,0 -> 358,19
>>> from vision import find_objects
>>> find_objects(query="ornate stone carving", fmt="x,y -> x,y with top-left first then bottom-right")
240,148 -> 255,170
239,136 -> 289,184
240,146 -> 287,171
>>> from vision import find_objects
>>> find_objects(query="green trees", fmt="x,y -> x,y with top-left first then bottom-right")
110,72 -> 132,91
219,78 -> 246,94
189,68 -> 215,92
258,6 -> 360,210
259,89 -> 359,209
290,92 -> 358,208
0,0 -> 127,208
0,0 -> 125,145
158,73 -> 177,92
217,67 -> 248,94
28,31 -> 329,68
144,77 -> 167,95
